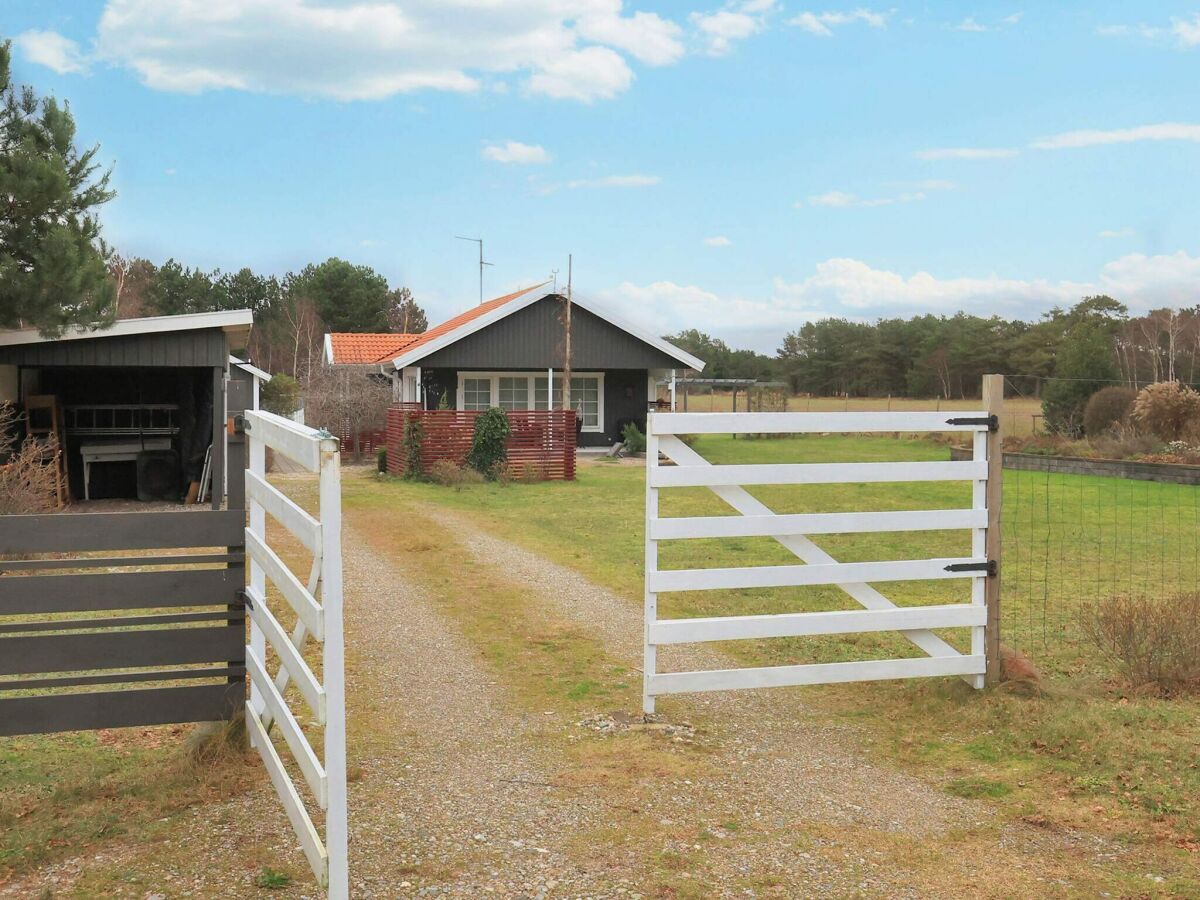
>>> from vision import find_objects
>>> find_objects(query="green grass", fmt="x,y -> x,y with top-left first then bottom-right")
374,433 -> 1200,859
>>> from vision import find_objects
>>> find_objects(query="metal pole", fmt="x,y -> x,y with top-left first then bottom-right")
455,236 -> 492,305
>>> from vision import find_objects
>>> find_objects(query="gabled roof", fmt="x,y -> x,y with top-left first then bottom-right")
324,332 -> 422,365
0,309 -> 254,347
390,282 -> 705,371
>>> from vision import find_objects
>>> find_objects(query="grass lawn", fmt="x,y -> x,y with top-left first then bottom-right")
374,433 -> 1200,872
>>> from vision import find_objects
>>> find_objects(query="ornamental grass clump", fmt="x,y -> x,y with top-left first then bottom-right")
466,407 -> 510,480
1132,381 -> 1200,442
1082,592 -> 1200,695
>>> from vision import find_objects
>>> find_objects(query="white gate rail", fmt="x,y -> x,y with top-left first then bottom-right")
643,406 -> 1001,713
243,410 -> 347,899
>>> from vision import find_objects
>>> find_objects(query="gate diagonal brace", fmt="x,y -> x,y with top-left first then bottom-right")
656,435 -> 972,675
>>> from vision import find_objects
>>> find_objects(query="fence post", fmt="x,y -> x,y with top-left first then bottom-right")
982,374 -> 1004,685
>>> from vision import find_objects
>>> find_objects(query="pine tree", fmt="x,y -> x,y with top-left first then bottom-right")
0,41 -> 116,335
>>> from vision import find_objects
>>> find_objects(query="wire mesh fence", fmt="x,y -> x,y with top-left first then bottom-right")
998,376 -> 1200,663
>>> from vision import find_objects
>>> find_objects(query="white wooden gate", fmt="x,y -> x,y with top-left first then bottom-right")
643,408 -> 1001,714
242,411 -> 348,898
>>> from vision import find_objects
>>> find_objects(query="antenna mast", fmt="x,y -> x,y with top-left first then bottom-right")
455,236 -> 493,305
562,254 -> 572,416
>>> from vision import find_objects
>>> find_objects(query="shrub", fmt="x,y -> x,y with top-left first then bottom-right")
501,461 -> 545,483
375,446 -> 387,473
1082,592 -> 1200,695
1082,386 -> 1136,436
621,421 -> 646,454
260,373 -> 300,417
0,402 -> 59,514
428,459 -> 483,489
1131,381 -> 1200,442
466,407 -> 510,480
401,415 -> 424,479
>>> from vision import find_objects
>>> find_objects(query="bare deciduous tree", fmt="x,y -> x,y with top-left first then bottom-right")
301,367 -> 391,460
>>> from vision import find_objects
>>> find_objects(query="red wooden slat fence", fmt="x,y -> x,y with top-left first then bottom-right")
386,406 -> 577,480
336,428 -> 387,456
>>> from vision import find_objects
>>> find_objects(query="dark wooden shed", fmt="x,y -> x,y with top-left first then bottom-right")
0,310 -> 261,736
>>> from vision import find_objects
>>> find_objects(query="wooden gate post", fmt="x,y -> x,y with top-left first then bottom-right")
982,374 -> 1004,685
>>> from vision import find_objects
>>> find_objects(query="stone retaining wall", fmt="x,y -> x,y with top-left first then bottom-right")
948,447 -> 1200,485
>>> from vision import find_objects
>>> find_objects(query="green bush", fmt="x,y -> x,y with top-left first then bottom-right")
622,421 -> 646,454
1041,321 -> 1118,437
376,445 -> 387,473
466,407 -> 510,480
260,373 -> 300,417
1132,381 -> 1200,442
401,415 -> 424,479
1082,385 -> 1137,436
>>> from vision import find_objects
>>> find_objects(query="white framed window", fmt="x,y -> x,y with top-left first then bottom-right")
458,371 -> 604,431
462,377 -> 492,410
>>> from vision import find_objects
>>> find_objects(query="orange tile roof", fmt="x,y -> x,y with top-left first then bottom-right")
327,332 -> 422,365
328,282 -> 550,366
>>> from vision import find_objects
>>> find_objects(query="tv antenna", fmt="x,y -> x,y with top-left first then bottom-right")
455,236 -> 493,305
550,268 -> 559,292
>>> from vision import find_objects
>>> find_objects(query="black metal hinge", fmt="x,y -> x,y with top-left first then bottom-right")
945,414 -> 999,432
944,560 -> 997,576
236,588 -> 253,609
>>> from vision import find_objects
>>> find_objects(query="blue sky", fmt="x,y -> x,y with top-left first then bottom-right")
5,1 -> 1200,351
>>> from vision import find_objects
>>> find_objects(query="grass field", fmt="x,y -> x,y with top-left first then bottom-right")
386,434 -> 1200,861
677,392 -> 1045,436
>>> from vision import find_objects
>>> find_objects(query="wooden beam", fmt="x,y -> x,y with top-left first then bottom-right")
983,373 -> 1004,685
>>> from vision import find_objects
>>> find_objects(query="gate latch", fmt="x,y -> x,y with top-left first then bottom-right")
944,560 -> 997,576
230,413 -> 248,435
945,415 -> 999,432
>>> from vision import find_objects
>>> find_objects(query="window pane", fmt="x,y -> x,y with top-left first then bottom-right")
463,377 -> 492,411
534,377 -> 562,411
568,377 -> 599,427
498,376 -> 529,411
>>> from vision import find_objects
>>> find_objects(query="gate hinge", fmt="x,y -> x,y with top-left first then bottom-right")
945,414 -> 999,432
944,560 -> 997,576
236,588 -> 253,609
231,414 -> 248,435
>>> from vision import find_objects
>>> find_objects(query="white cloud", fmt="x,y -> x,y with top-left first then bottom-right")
690,1 -> 773,55
703,235 -> 732,246
605,251 -> 1200,352
1174,14 -> 1200,46
914,146 -> 1018,160
953,17 -> 989,32
802,181 -> 949,208
1030,122 -> 1200,149
482,141 -> 551,164
1098,14 -> 1200,48
525,46 -> 633,102
566,174 -> 660,188
85,0 -> 688,103
789,8 -> 890,36
16,30 -> 89,75
576,10 -> 684,66
1099,227 -> 1135,239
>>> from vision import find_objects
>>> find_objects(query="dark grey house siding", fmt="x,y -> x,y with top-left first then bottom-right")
0,329 -> 229,368
417,296 -> 681,370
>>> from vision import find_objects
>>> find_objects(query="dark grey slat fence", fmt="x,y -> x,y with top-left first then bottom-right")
0,509 -> 245,736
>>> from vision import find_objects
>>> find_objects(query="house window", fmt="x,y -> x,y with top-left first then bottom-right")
462,372 -> 604,431
497,376 -> 528,411
462,377 -> 492,410
535,376 -> 600,428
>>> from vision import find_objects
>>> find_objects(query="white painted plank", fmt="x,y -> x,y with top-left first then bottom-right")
656,435 -> 967,664
650,557 -> 985,593
247,586 -> 326,723
643,421 -> 660,716
246,647 -> 328,809
246,704 -> 329,887
246,469 -> 322,554
650,508 -> 985,540
647,654 -> 985,695
649,411 -> 989,435
650,603 -> 986,644
318,439 -> 349,900
244,409 -> 334,472
651,460 -> 985,488
246,529 -> 324,640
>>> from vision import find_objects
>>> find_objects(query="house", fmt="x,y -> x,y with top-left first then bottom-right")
0,309 -> 257,504
325,283 -> 705,446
